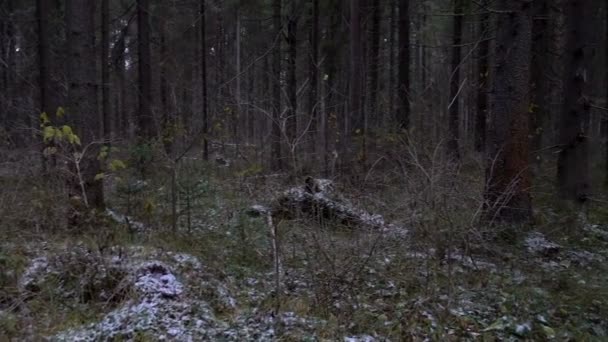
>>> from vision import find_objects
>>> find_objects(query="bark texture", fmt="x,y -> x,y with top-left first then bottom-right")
484,0 -> 533,223
66,0 -> 104,209
557,0 -> 592,203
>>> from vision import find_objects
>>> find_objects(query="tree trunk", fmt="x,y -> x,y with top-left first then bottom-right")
101,0 -> 111,139
323,1 -> 342,175
271,0 -> 283,171
137,0 -> 153,138
484,0 -> 533,223
201,0 -> 209,160
604,2 -> 608,186
112,24 -> 128,137
235,6 -> 241,156
388,0 -> 397,120
475,6 -> 489,153
308,0 -> 319,156
159,1 -> 170,153
349,0 -> 365,167
1,0 -> 15,135
557,0 -> 592,204
66,0 -> 103,209
37,0 -> 53,118
368,0 -> 380,133
448,0 -> 463,161
530,0 -> 550,168
287,2 -> 298,169
398,0 -> 410,130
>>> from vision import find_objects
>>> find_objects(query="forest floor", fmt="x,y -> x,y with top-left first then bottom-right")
1,148 -> 608,341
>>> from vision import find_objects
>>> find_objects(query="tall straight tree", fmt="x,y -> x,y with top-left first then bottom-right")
308,0 -> 319,155
1,0 -> 15,133
201,0 -> 209,161
37,0 -> 53,118
101,0 -> 111,139
287,0 -> 298,149
137,0 -> 153,138
557,0 -> 592,203
367,0 -> 381,131
66,0 -> 103,209
448,0 -> 463,160
605,1 -> 608,185
349,0 -> 365,165
475,4 -> 490,153
388,0 -> 397,120
271,0 -> 282,171
484,0 -> 533,223
322,0 -> 343,175
398,0 -> 410,130
530,0 -> 550,167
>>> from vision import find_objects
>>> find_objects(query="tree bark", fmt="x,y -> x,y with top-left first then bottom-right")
557,0 -> 592,203
200,0 -> 209,160
308,0 -> 319,156
159,1 -> 170,153
388,0 -> 397,123
475,5 -> 489,153
398,0 -> 410,130
448,0 -> 463,161
271,0 -> 283,171
323,1 -> 343,175
137,0 -> 153,138
112,23 -> 129,137
235,6 -> 241,156
1,0 -> 15,134
349,0 -> 365,166
37,0 -> 53,118
66,0 -> 104,209
368,0 -> 381,132
484,0 -> 533,223
530,0 -> 550,168
287,1 -> 298,163
101,0 -> 111,139
604,2 -> 608,186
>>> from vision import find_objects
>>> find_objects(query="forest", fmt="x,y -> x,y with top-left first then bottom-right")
1,0 -> 608,340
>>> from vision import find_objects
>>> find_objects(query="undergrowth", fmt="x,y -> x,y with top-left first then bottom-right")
1,144 -> 607,340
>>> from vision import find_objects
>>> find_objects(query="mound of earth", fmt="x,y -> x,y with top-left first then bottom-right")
15,244 -> 329,341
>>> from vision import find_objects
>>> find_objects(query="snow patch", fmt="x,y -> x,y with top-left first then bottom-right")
525,232 -> 560,256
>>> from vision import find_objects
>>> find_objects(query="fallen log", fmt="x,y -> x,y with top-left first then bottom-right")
248,177 -> 406,235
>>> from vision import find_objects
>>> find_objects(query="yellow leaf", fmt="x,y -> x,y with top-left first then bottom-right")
40,112 -> 50,126
56,106 -> 65,118
61,125 -> 74,136
67,132 -> 81,146
43,126 -> 56,143
109,159 -> 127,171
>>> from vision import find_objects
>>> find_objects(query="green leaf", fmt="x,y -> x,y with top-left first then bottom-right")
43,126 -> 56,143
62,126 -> 81,145
61,125 -> 73,136
109,159 -> 127,171
56,106 -> 65,118
40,112 -> 50,126
94,173 -> 105,181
